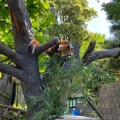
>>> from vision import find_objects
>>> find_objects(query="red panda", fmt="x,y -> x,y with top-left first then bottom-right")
29,39 -> 74,57
45,40 -> 74,57
29,39 -> 40,54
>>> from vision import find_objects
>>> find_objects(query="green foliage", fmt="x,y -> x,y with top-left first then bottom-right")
0,0 -> 13,45
25,0 -> 55,43
31,54 -> 115,119
107,57 -> 120,70
80,33 -> 105,57
31,55 -> 78,120
0,72 -> 2,78
104,38 -> 120,49
73,62 -> 116,103
26,0 -> 50,18
0,0 -> 55,45
0,0 -> 10,30
47,0 -> 97,45
102,0 -> 120,38
0,0 -> 15,67
102,0 -> 120,22
103,39 -> 120,80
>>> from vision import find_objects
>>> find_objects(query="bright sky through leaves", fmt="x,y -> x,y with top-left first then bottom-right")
87,0 -> 111,38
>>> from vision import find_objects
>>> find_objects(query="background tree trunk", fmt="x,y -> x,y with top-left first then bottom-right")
0,74 -> 13,114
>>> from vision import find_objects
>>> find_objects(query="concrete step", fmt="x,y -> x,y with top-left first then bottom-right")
55,115 -> 98,120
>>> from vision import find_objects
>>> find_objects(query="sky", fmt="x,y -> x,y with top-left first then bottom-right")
87,0 -> 111,38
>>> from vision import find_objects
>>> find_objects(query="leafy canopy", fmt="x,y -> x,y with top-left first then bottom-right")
47,0 -> 97,45
102,0 -> 120,38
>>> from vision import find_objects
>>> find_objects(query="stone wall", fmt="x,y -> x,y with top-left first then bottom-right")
97,81 -> 120,120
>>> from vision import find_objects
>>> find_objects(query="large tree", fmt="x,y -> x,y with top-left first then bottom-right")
0,0 -> 120,119
0,0 -> 58,119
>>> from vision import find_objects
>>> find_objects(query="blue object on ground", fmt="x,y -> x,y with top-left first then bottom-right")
72,108 -> 80,116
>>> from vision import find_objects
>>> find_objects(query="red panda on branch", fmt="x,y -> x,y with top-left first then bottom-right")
29,39 -> 74,57
29,39 -> 40,54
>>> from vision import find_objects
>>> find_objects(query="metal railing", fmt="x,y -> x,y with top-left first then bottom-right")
84,97 -> 104,120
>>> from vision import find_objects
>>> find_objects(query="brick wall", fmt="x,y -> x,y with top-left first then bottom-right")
97,81 -> 120,120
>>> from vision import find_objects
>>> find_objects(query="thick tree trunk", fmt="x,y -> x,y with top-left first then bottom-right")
6,0 -> 34,52
19,55 -> 43,119
5,0 -> 50,119
4,1 -> 58,119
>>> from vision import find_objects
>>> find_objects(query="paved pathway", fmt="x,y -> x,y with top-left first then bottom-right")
56,115 -> 98,120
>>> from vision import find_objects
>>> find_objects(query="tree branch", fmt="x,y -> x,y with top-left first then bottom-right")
82,40 -> 96,63
84,48 -> 120,65
0,62 -> 24,80
35,38 -> 59,56
0,42 -> 25,68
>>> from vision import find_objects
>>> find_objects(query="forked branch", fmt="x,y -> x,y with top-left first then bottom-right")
82,40 -> 96,63
0,42 -> 25,68
85,48 -> 120,65
82,40 -> 120,65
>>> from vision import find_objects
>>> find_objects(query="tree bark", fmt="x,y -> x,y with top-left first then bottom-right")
82,40 -> 96,63
82,41 -> 120,65
85,48 -> 120,65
